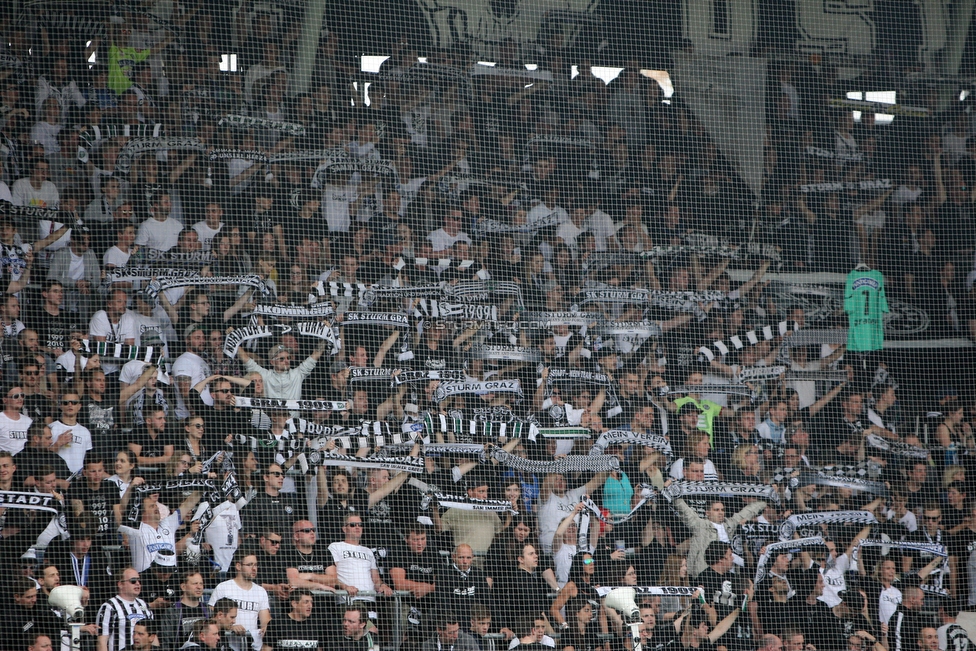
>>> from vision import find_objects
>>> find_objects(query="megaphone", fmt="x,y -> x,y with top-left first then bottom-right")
49,585 -> 86,621
605,587 -> 640,623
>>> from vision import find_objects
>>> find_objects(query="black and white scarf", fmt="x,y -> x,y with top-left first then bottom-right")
695,321 -> 799,362
545,368 -> 620,416
81,340 -> 165,365
467,345 -> 542,362
103,266 -> 198,285
522,312 -> 602,327
662,384 -> 758,400
223,324 -> 287,358
800,179 -> 892,194
422,413 -> 531,441
209,148 -> 268,162
251,302 -> 336,319
394,369 -> 467,385
486,448 -> 619,474
342,312 -> 411,328
0,202 -> 59,221
593,321 -> 663,339
754,536 -> 825,584
414,300 -> 499,321
127,478 -> 216,524
443,280 -> 524,305
294,321 -> 341,355
271,149 -> 340,164
235,397 -> 349,411
348,367 -> 394,383
827,98 -> 930,118
422,491 -> 517,514
864,434 -> 929,459
472,210 -> 564,237
779,510 -> 878,541
137,249 -> 215,267
78,123 -> 162,163
304,451 -> 425,474
589,430 -> 673,457
218,114 -> 306,135
804,146 -> 864,163
145,274 -> 271,301
580,287 -> 650,305
115,137 -> 205,174
0,490 -> 62,514
797,471 -> 888,497
432,379 -> 523,403
311,159 -> 399,186
660,481 -> 779,504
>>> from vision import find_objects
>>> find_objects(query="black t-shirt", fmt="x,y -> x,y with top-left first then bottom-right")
280,543 -> 332,577
317,491 -> 369,546
12,446 -> 71,484
31,309 -> 72,353
390,543 -> 438,600
241,491 -> 299,536
66,479 -> 120,538
411,342 -> 458,372
952,528 -> 976,604
23,393 -> 54,423
129,424 -> 177,460
255,549 -> 291,588
81,389 -> 120,440
560,623 -> 602,651
263,614 -> 323,651
698,567 -> 738,618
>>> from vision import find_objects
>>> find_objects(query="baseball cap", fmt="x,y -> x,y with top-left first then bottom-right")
330,360 -> 348,374
184,323 -> 205,339
269,344 -> 292,359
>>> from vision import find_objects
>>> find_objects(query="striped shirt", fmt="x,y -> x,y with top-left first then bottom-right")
96,596 -> 153,651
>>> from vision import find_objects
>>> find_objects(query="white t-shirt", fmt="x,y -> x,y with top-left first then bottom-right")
669,458 -> 719,481
50,419 -> 93,474
818,552 -> 851,608
192,221 -> 222,251
104,246 -> 131,269
11,178 -> 60,209
0,411 -> 32,454
67,249 -> 86,281
119,511 -> 181,572
89,310 -> 138,374
321,183 -> 358,232
879,585 -> 902,624
119,359 -> 168,425
538,485 -> 587,553
328,541 -> 377,594
553,543 -> 577,587
172,352 -> 212,419
585,210 -> 616,251
203,501 -> 241,573
208,580 -> 269,651
427,228 -> 472,252
135,216 -> 183,252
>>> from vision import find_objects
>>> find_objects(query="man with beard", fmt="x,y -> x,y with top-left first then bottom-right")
159,571 -> 211,651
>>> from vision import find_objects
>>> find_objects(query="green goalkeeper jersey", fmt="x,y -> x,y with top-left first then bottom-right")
844,268 -> 889,351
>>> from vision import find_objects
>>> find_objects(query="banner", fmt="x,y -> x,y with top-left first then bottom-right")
671,53 -> 766,197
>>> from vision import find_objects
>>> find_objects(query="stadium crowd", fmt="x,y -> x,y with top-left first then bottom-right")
0,4 -> 973,651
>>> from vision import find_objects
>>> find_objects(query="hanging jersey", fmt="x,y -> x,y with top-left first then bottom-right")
844,268 -> 889,351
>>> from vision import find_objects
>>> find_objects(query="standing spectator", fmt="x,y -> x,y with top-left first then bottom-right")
435,544 -> 493,623
118,476 -> 202,572
67,454 -> 121,543
435,473 -> 503,562
88,289 -> 136,375
12,158 -> 60,209
240,462 -> 298,536
158,571 -> 211,651
96,567 -> 154,651
236,342 -> 328,401
209,550 -> 272,651
47,392 -> 92,474
671,494 -> 767,578
173,325 -> 213,420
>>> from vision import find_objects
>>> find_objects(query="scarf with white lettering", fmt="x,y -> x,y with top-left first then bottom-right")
779,510 -> 878,541
593,321 -> 663,339
311,159 -> 399,187
394,370 -> 467,386
252,303 -> 336,319
467,346 -> 542,362
0,490 -> 62,514
414,300 -> 500,321
223,324 -> 286,357
546,368 -> 620,416
209,148 -> 268,163
797,471 -> 888,497
800,180 -> 892,194
754,536 -> 825,584
145,274 -> 271,301
663,384 -> 758,400
218,114 -> 306,135
522,312 -> 602,327
0,202 -> 59,221
827,98 -> 930,118
301,420 -> 421,452
421,491 -> 517,514
342,312 -> 411,328
864,434 -> 929,459
595,586 -> 701,598
115,137 -> 205,174
432,379 -> 523,403
103,266 -> 199,285
660,480 -> 779,504
348,367 -> 394,383
303,451 -> 425,474
81,340 -> 165,365
127,478 -> 216,524
135,250 -> 215,267
77,123 -> 162,163
472,210 -> 563,237
294,321 -> 341,355
486,448 -> 619,474
589,430 -> 672,457
803,145 -> 863,163
235,397 -> 349,411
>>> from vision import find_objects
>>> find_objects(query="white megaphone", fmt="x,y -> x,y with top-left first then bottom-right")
605,588 -> 643,651
49,585 -> 86,622
605,587 -> 640,623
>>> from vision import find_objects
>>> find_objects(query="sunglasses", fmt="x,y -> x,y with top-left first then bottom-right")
345,522 -> 363,528
298,527 -> 317,533
189,423 -> 205,428
124,578 -> 141,584
582,558 -> 594,565
6,393 -> 24,399
212,389 -> 231,394
21,371 -> 40,376
267,471 -> 283,477
62,400 -> 80,406
265,538 -> 282,545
